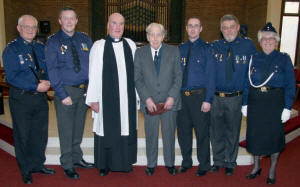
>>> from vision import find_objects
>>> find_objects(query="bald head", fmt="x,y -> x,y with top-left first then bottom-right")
107,13 -> 125,39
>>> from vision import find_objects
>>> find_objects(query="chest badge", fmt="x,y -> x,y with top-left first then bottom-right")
235,55 -> 240,64
60,44 -> 68,54
18,55 -> 24,64
219,54 -> 223,62
81,43 -> 88,51
242,56 -> 247,64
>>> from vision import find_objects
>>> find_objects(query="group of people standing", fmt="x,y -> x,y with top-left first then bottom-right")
2,6 -> 295,186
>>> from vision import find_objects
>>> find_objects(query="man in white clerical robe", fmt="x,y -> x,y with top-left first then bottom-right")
85,13 -> 137,176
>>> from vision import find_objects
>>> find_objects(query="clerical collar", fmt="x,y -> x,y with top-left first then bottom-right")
109,35 -> 123,43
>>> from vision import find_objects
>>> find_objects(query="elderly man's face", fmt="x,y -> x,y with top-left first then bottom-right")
59,10 -> 78,36
108,13 -> 125,39
17,16 -> 37,42
186,18 -> 202,41
221,20 -> 240,42
147,25 -> 164,50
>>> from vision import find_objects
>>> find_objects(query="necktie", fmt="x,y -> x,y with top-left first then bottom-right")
154,50 -> 159,75
70,37 -> 81,73
226,44 -> 235,83
182,42 -> 193,88
29,43 -> 40,71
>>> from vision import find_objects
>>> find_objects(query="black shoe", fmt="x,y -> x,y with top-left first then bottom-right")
99,169 -> 110,176
74,159 -> 94,169
166,166 -> 178,175
246,168 -> 262,179
225,167 -> 234,176
195,169 -> 207,176
22,173 -> 33,184
266,177 -> 276,185
64,168 -> 79,179
145,167 -> 155,176
210,165 -> 220,173
178,166 -> 189,173
32,166 -> 56,175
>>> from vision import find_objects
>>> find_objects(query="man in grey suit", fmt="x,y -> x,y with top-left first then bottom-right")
135,23 -> 182,176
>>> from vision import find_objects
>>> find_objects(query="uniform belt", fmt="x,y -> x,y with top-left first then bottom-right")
182,88 -> 205,96
11,86 -> 42,95
215,91 -> 243,97
71,83 -> 87,89
255,86 -> 282,92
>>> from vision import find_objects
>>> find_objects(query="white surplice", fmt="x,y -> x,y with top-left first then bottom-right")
86,38 -> 137,136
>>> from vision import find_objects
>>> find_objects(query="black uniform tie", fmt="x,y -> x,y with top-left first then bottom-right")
70,37 -> 81,73
29,43 -> 40,71
226,43 -> 235,83
182,42 -> 193,88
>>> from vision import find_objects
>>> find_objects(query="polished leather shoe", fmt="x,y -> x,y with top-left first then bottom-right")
195,169 -> 207,176
64,168 -> 79,179
178,166 -> 189,173
210,165 -> 220,173
99,169 -> 110,176
225,167 -> 234,176
22,173 -> 33,184
166,166 -> 178,175
32,166 -> 56,175
246,168 -> 262,179
74,159 -> 94,169
145,167 -> 155,176
267,177 -> 276,185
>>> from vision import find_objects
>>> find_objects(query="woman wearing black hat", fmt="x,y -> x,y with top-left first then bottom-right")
241,22 -> 296,185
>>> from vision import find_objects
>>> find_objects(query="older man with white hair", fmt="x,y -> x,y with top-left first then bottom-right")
135,23 -> 182,176
2,15 -> 55,184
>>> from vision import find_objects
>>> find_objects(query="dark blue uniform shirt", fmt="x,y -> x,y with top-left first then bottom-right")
243,50 -> 296,109
2,37 -> 48,91
179,38 -> 216,103
45,30 -> 92,100
212,37 -> 257,92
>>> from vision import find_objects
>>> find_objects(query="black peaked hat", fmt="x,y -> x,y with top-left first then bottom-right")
261,22 -> 277,33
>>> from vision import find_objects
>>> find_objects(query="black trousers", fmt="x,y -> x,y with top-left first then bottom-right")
177,90 -> 211,170
54,86 -> 88,169
210,95 -> 242,168
9,87 -> 49,175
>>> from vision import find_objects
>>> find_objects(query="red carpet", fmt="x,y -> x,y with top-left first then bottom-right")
0,135 -> 299,187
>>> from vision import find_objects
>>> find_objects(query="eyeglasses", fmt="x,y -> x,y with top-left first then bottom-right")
261,37 -> 276,42
21,25 -> 38,30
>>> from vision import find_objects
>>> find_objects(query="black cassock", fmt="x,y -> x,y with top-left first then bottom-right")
94,36 -> 137,172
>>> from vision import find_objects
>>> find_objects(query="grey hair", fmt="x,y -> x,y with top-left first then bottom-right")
146,22 -> 167,38
18,15 -> 38,26
220,14 -> 239,26
257,30 -> 280,42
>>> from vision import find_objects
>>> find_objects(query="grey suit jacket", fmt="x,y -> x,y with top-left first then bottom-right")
134,43 -> 182,113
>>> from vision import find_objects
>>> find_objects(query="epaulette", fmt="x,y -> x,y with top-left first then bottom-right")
6,38 -> 17,47
36,40 -> 44,45
282,52 -> 290,57
47,33 -> 56,39
79,31 -> 89,37
244,37 -> 253,40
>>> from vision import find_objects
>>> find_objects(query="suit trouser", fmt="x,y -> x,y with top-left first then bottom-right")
144,110 -> 177,168
54,86 -> 88,169
177,90 -> 211,170
210,95 -> 242,168
9,87 -> 49,175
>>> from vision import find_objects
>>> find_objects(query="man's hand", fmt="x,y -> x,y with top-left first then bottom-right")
36,80 -> 50,92
164,97 -> 174,110
201,102 -> 211,112
90,102 -> 99,113
146,97 -> 157,113
62,96 -> 72,106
